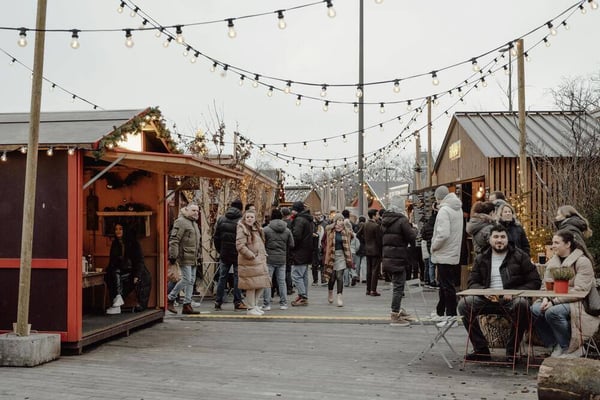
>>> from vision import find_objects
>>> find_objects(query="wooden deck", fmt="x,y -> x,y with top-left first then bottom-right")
1,283 -> 548,399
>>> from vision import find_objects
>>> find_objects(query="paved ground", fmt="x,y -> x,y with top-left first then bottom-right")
0,281 -> 540,400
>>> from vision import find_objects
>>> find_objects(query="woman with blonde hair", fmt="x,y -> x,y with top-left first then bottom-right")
555,205 -> 593,259
236,209 -> 271,316
497,202 -> 530,256
322,214 -> 354,307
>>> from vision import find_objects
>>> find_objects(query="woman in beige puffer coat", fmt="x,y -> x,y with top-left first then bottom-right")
236,210 -> 271,316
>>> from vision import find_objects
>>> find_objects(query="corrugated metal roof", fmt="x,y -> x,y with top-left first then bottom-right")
284,185 -> 312,202
0,109 -> 146,148
366,180 -> 406,199
454,111 -> 600,158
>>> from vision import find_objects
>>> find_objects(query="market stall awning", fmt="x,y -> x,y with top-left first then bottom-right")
90,149 -> 243,180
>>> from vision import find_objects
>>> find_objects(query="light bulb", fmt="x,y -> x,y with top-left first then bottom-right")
379,103 -> 385,113
175,26 -> 184,44
190,52 -> 199,63
1,151 -> 6,162
547,22 -> 557,36
342,135 -> 347,143
68,147 -> 75,156
46,147 -> 53,156
323,101 -> 329,112
353,103 -> 358,113
124,30 -> 134,48
323,139 -> 328,147
562,21 -> 570,30
590,0 -> 599,10
155,28 -> 163,38
20,146 -> 27,154
163,37 -> 172,48
320,85 -> 327,97
17,29 -> 27,47
431,72 -> 439,86
326,1 -> 336,17
71,95 -> 76,103
393,80 -> 400,93
117,1 -> 125,13
220,65 -> 228,78
70,30 -> 80,49
239,75 -> 245,86
210,62 -> 217,72
130,7 -> 138,17
407,100 -> 412,111
227,19 -> 237,38
267,87 -> 274,97
303,142 -> 307,150
253,75 -> 259,88
524,52 -> 530,62
277,11 -> 287,29
356,86 -> 363,98
295,95 -> 302,106
544,37 -> 550,47
471,59 -> 479,72
183,47 -> 190,57
580,4 -> 587,13
284,81 -> 292,94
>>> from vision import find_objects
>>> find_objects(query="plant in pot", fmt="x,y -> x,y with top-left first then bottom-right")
551,267 -> 575,294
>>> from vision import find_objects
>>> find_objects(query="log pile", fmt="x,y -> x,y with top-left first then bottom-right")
537,357 -> 600,399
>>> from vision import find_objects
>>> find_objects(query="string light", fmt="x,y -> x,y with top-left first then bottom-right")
342,134 -> 347,143
580,4 -> 587,13
71,94 -> 76,103
353,103 -> 358,113
323,138 -> 328,147
547,21 -> 557,36
70,30 -> 80,49
17,28 -> 27,47
303,142 -> 307,150
183,46 -> 190,57
253,74 -> 260,88
175,25 -> 184,44
355,85 -> 363,98
46,147 -> 53,156
1,151 -> 6,162
284,81 -> 292,94
407,100 -> 412,111
295,95 -> 302,106
155,27 -> 163,38
67,147 -> 75,156
124,29 -> 134,47
524,52 -> 530,62
379,103 -> 385,113
562,20 -> 570,30
238,75 -> 245,85
227,19 -> 237,38
210,61 -> 217,72
117,1 -> 125,13
267,86 -> 274,97
589,0 -> 599,10
191,51 -> 199,63
20,146 -> 27,154
323,101 -> 329,111
431,71 -> 439,86
325,0 -> 336,18
130,6 -> 139,18
277,10 -> 287,29
393,79 -> 400,93
471,58 -> 480,72
220,64 -> 228,77
543,36 -> 550,47
162,36 -> 172,48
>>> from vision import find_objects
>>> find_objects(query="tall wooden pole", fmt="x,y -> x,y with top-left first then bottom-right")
357,0 -> 365,216
427,97 -> 433,187
15,0 -> 47,336
517,38 -> 528,230
414,131 -> 421,190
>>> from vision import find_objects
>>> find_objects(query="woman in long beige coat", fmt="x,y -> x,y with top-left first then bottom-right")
531,229 -> 600,357
236,210 -> 271,316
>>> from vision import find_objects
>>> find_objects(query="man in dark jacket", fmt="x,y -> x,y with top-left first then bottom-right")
289,201 -> 314,306
457,224 -> 541,361
381,206 -> 417,326
363,208 -> 383,296
263,208 -> 295,310
213,199 -> 247,311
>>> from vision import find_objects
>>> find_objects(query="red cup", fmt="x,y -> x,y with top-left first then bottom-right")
545,281 -> 554,291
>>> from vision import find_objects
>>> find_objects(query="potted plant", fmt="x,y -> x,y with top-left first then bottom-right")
551,267 -> 575,294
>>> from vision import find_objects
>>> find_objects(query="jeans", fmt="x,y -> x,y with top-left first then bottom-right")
531,301 -> 571,350
436,264 -> 457,317
264,264 -> 287,306
168,264 -> 196,305
291,264 -> 309,298
458,295 -> 530,353
390,270 -> 407,313
215,261 -> 243,305
427,258 -> 436,284
353,255 -> 366,282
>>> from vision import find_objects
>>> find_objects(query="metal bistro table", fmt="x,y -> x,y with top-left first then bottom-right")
516,289 -> 587,372
457,288 -> 524,370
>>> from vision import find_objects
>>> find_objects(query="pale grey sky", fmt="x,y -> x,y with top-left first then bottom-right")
1,1 -> 599,182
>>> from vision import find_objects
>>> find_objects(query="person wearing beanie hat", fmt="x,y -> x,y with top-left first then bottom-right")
230,199 -> 243,211
430,185 -> 463,327
292,201 -> 305,212
434,185 -> 449,201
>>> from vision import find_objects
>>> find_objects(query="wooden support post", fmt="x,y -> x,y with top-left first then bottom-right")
427,97 -> 433,187
414,131 -> 421,191
15,0 -> 47,337
517,38 -> 528,231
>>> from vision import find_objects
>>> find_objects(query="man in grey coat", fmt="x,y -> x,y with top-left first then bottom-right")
167,203 -> 201,315
262,208 -> 295,310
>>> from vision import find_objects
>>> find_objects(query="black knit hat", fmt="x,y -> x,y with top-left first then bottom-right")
230,199 -> 243,211
292,201 -> 305,212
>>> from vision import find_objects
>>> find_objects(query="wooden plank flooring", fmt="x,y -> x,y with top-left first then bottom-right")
0,283 -> 540,399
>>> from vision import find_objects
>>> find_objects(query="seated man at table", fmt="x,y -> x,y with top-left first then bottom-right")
458,224 -> 541,361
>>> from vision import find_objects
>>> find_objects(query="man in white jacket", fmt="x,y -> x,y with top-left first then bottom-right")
431,185 -> 464,325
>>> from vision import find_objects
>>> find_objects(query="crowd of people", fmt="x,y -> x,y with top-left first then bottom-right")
128,188 -> 598,362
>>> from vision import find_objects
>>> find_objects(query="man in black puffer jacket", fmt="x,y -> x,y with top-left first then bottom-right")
289,201 -> 314,306
381,205 -> 417,326
213,199 -> 247,311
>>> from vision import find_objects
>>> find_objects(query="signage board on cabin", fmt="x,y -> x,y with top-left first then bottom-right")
449,140 -> 461,160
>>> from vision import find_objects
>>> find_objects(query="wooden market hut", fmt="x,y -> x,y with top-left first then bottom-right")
0,108 -> 241,352
428,110 -> 600,231
281,185 -> 321,213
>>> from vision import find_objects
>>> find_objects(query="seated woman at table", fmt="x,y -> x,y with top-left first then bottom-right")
457,224 -> 541,361
531,229 -> 600,358
105,223 -> 151,314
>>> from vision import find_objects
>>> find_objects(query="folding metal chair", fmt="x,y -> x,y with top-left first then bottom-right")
405,278 -> 459,369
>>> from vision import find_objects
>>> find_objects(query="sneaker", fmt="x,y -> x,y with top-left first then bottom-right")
291,297 -> 308,306
399,308 -> 411,317
106,306 -> 121,315
390,313 -> 410,327
436,316 -> 456,328
550,344 -> 563,357
247,308 -> 262,316
234,302 -> 249,311
558,347 -> 582,359
261,305 -> 271,311
464,349 -> 491,362
279,304 -> 288,310
254,306 -> 265,315
191,301 -> 202,307
336,293 -> 343,307
112,294 -> 124,307
430,312 -> 445,322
